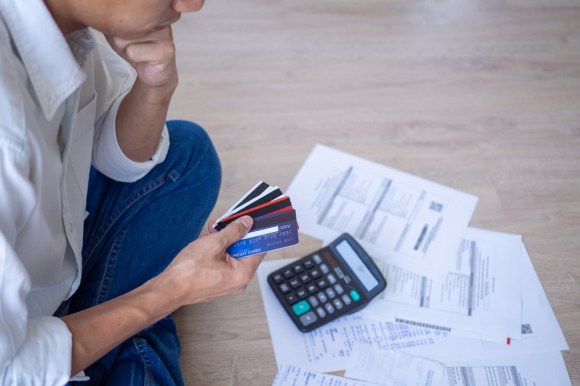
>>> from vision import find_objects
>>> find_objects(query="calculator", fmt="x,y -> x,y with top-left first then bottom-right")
267,233 -> 387,332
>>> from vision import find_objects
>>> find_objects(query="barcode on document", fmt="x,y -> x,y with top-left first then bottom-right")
395,318 -> 451,332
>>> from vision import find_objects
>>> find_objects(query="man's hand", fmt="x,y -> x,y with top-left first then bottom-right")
107,26 -> 178,98
61,215 -> 265,375
112,25 -> 180,161
159,215 -> 267,306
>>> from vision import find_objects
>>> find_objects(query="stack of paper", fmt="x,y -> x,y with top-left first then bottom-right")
257,145 -> 571,386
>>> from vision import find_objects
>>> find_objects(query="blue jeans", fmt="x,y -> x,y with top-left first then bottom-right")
63,120 -> 221,385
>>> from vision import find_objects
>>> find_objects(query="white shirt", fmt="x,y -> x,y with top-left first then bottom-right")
0,1 -> 169,384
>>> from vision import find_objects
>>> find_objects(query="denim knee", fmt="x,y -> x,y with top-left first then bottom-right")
165,120 -> 222,204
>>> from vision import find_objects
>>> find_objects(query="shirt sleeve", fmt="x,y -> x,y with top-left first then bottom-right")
0,145 -> 72,386
0,301 -> 73,386
0,16 -> 74,382
90,31 -> 169,183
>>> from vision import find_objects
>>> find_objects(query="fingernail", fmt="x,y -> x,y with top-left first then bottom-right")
239,216 -> 252,228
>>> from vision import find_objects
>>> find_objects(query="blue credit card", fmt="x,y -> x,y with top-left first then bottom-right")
227,210 -> 299,258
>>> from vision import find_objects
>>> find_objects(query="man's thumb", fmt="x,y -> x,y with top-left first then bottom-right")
222,215 -> 253,245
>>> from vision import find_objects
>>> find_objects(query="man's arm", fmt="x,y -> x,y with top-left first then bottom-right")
61,24 -> 254,376
61,216 -> 265,376
109,26 -> 178,162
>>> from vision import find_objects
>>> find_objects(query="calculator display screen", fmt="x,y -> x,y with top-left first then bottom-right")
335,240 -> 379,291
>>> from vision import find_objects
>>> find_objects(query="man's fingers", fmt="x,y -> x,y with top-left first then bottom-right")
125,40 -> 175,64
207,220 -> 218,234
218,216 -> 253,249
109,26 -> 173,49
241,252 -> 267,271
214,217 -> 268,268
106,26 -> 174,63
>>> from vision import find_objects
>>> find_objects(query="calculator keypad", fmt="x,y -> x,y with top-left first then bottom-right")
270,254 -> 362,330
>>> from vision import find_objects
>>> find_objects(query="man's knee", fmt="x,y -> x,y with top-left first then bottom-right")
165,120 -> 222,193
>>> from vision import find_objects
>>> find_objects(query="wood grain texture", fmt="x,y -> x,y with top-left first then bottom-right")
168,0 -> 580,384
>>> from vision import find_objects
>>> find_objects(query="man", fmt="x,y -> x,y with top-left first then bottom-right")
0,0 -> 265,384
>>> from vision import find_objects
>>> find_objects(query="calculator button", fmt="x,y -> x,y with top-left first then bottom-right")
310,269 -> 321,279
279,283 -> 291,294
307,284 -> 318,294
324,303 -> 335,314
341,294 -> 352,306
292,300 -> 311,316
317,292 -> 328,303
292,264 -> 305,274
325,287 -> 336,299
272,273 -> 284,284
283,269 -> 294,279
316,307 -> 326,318
295,289 -> 306,299
285,293 -> 298,305
316,279 -> 329,289
299,311 -> 317,327
333,298 -> 344,310
299,274 -> 311,284
320,263 -> 329,274
334,284 -> 344,295
289,278 -> 301,289
327,274 -> 337,285
350,289 -> 361,302
313,254 -> 322,264
308,296 -> 319,307
303,259 -> 315,269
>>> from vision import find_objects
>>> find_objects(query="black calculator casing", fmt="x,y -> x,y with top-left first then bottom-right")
267,233 -> 387,332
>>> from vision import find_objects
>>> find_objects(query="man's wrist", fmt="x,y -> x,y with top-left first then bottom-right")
145,270 -> 187,315
133,77 -> 178,106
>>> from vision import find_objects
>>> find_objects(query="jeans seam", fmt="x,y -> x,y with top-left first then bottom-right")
95,227 -> 126,305
133,338 -> 153,386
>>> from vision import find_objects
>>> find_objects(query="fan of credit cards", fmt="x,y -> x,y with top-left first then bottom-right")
213,181 -> 299,258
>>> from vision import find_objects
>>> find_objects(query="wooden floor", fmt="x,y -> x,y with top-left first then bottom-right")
168,0 -> 580,384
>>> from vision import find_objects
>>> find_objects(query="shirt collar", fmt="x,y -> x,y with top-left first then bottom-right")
0,0 -> 89,120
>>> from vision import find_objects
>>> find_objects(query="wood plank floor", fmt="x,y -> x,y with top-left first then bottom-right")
168,0 -> 580,384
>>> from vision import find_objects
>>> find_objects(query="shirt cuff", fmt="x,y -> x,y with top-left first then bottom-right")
8,316 -> 72,385
92,96 -> 170,183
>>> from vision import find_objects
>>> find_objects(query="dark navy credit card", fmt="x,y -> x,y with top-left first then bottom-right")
232,186 -> 282,213
214,196 -> 293,231
214,181 -> 280,229
227,209 -> 299,258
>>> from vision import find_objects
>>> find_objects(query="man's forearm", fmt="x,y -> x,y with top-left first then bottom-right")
61,217 -> 263,377
115,78 -> 176,162
61,273 -> 182,376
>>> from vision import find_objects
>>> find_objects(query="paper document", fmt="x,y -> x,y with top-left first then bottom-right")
360,228 -> 522,343
344,344 -> 445,386
258,259 -> 450,373
273,364 -> 376,386
271,349 -> 570,386
402,238 -> 568,363
443,352 -> 571,386
258,238 -> 567,373
481,242 -> 569,353
286,145 -> 478,278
